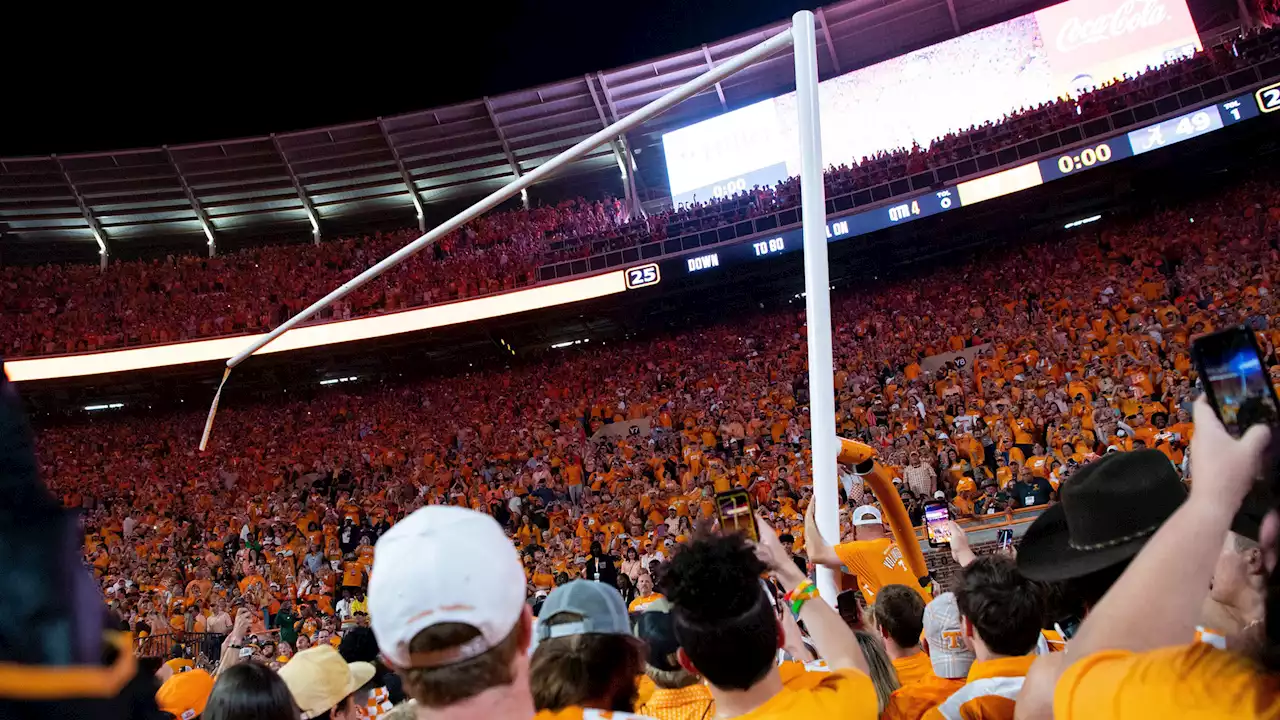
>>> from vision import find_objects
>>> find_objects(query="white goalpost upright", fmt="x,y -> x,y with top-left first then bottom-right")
204,11 -> 841,605
790,12 -> 840,606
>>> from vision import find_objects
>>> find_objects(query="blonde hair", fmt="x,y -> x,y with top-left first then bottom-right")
855,630 -> 901,714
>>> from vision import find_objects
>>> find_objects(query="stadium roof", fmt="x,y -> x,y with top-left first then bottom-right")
0,0 -> 1053,260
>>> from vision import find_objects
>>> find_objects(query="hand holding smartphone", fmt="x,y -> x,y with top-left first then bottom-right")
716,489 -> 759,542
924,501 -> 952,547
1192,327 -> 1280,437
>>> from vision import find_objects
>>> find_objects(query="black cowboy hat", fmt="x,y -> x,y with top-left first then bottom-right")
1017,450 -> 1186,582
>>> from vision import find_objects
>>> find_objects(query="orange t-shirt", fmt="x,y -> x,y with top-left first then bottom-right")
883,674 -> 966,720
833,538 -> 931,605
341,561 -> 365,588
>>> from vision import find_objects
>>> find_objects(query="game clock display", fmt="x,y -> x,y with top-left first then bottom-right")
1038,141 -> 1132,181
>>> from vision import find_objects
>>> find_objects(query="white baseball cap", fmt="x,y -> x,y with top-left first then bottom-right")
368,506 -> 526,668
851,504 -> 884,526
922,592 -> 975,679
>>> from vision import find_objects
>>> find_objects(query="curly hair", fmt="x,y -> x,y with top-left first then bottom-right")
660,532 -> 777,690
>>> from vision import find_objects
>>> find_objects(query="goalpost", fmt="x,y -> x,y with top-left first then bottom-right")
204,12 -> 842,604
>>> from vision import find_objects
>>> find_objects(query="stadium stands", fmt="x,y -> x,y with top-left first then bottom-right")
51,166 -> 1280,672
5,26 -> 1278,361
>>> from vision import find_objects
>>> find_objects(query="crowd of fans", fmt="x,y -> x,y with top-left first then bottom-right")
5,26 -> 1278,361
11,151 -> 1273,716
4,20 -> 1280,720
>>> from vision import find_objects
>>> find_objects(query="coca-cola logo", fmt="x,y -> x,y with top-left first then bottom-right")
1054,0 -> 1170,53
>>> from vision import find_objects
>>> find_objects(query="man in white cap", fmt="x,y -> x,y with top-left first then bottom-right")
804,502 -> 931,604
881,592 -> 975,720
279,644 -> 376,720
368,505 -> 537,720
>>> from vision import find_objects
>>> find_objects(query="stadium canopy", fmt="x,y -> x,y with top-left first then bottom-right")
0,0 -> 1053,262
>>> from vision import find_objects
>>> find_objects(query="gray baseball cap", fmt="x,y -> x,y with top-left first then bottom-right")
536,580 -> 630,641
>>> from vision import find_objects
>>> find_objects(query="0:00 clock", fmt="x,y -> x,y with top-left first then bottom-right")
1057,143 -> 1113,175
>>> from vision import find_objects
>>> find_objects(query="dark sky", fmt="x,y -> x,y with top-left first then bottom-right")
1,1 -> 814,157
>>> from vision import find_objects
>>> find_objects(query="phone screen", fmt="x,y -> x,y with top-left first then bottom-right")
1193,327 -> 1279,436
924,501 -> 951,546
998,528 -> 1014,550
716,489 -> 758,541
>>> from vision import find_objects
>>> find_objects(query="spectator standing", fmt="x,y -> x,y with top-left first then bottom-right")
1008,467 -> 1052,508
870,585 -> 933,686
920,556 -> 1042,720
805,503 -> 930,604
882,592 -> 975,720
156,668 -> 214,720
278,644 -> 375,720
368,506 -> 537,720
635,608 -> 715,720
903,452 -> 937,498
529,580 -> 648,714
275,599 -> 298,648
661,518 -> 879,718
204,662 -> 300,720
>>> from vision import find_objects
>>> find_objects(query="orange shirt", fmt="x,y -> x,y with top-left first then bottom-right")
341,561 -> 365,588
883,673 -> 966,720
1054,643 -> 1280,719
921,655 -> 1035,720
833,538 -> 931,605
893,652 -> 936,687
637,683 -> 716,720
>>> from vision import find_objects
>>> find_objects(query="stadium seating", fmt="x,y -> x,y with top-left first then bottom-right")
5,27 -> 1277,361
52,167 -> 1280,665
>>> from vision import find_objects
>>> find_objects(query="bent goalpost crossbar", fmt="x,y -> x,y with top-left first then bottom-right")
203,11 -> 855,606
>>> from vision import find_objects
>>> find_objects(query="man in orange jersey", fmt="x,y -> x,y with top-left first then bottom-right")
883,592 -> 975,720
921,556 -> 1042,720
805,502 -> 930,604
870,585 -> 934,687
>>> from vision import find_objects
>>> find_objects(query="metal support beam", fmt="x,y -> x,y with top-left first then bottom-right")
816,8 -> 842,74
377,118 -> 427,233
594,73 -> 647,219
270,134 -> 321,244
164,146 -> 218,256
586,74 -> 638,217
483,97 -> 526,210
943,0 -> 962,35
701,44 -> 729,110
53,154 -> 109,269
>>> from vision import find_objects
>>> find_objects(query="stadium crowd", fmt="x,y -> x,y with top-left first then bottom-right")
9,156 -> 1273,717
5,26 -> 1279,361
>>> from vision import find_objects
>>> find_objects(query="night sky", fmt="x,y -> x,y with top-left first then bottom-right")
1,1 -> 814,157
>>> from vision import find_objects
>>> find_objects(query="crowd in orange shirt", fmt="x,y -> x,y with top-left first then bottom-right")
32,166 -> 1277,669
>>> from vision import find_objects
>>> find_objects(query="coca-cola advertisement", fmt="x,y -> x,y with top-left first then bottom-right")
1034,0 -> 1202,96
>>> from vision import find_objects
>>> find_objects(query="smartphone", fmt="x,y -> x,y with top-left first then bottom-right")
924,501 -> 951,547
716,489 -> 758,541
997,528 -> 1014,550
1191,327 -> 1280,437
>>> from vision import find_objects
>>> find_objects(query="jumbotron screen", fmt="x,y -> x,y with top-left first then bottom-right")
661,0 -> 1202,206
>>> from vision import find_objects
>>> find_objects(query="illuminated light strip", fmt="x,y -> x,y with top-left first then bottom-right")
84,403 -> 123,411
955,163 -> 1044,206
6,271 -> 629,383
1064,214 -> 1102,229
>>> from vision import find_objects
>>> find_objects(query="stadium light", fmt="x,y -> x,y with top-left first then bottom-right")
319,376 -> 358,386
84,403 -> 123,411
1063,214 -> 1102,229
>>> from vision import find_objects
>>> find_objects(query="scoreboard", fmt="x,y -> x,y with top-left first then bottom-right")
627,81 -> 1279,288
